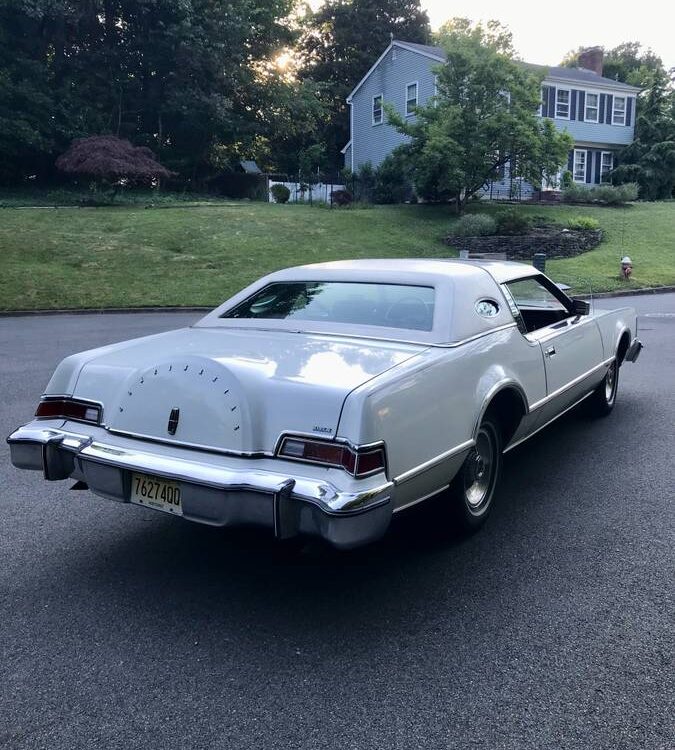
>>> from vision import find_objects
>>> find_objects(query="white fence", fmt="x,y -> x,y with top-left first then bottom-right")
268,180 -> 346,204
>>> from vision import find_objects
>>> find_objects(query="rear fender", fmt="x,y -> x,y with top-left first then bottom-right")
473,380 -> 529,444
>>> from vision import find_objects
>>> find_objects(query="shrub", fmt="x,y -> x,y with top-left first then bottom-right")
591,185 -> 621,205
617,182 -> 639,202
353,162 -> 376,202
561,170 -> 573,189
495,209 -> 530,235
593,182 -> 639,204
330,189 -> 353,207
567,216 -> 600,230
562,182 -> 590,203
563,181 -> 638,205
373,152 -> 411,204
452,213 -> 497,236
270,183 -> 290,204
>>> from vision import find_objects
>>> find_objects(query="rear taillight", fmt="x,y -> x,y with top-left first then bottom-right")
35,398 -> 101,424
277,436 -> 386,478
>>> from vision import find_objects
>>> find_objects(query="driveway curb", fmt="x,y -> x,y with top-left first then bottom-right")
579,285 -> 675,299
1,285 -> 673,317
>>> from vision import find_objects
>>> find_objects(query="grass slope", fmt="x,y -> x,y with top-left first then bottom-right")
0,201 -> 672,310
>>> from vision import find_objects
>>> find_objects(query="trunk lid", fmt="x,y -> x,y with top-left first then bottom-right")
70,327 -> 423,453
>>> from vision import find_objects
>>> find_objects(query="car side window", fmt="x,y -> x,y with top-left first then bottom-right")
504,277 -> 571,334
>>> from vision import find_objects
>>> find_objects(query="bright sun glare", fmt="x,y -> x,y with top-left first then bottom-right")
275,52 -> 293,71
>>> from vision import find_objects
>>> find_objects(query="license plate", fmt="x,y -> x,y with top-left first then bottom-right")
130,473 -> 182,515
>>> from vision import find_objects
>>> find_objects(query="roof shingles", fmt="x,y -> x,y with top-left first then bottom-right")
393,40 -> 640,91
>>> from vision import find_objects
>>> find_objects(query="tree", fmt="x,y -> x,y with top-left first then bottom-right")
56,136 -> 174,194
299,0 -> 431,168
0,0 -> 301,185
561,42 -> 666,88
612,68 -> 675,199
388,19 -> 573,211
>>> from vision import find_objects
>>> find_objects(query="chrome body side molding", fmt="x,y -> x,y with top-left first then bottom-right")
529,357 -> 614,412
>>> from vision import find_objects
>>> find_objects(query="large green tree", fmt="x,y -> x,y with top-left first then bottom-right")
0,0 -> 308,184
561,42 -> 666,88
299,0 -> 431,168
612,67 -> 675,199
388,19 -> 572,211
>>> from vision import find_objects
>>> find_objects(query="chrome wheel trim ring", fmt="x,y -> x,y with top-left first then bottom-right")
463,426 -> 496,514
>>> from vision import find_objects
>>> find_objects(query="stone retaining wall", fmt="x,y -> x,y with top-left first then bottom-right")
445,227 -> 603,260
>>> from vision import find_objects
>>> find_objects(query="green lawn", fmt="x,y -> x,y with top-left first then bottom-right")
0,201 -> 673,310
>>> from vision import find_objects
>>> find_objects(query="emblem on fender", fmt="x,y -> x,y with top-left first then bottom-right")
167,408 -> 180,435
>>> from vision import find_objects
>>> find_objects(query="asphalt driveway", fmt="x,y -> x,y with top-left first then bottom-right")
1,295 -> 673,750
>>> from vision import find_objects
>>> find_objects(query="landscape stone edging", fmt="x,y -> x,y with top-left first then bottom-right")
445,227 -> 603,260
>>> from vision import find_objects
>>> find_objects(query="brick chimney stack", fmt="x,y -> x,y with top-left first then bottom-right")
578,47 -> 604,76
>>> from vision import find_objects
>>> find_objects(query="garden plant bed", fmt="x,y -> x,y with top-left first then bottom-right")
445,225 -> 603,261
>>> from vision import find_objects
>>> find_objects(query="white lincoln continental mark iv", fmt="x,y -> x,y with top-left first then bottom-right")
9,260 -> 642,548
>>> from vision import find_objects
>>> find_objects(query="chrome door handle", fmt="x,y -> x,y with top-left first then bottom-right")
545,346 -> 556,358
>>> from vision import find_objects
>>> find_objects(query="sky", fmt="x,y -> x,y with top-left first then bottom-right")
420,0 -> 675,69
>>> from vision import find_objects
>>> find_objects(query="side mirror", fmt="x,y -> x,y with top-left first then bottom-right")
572,298 -> 590,316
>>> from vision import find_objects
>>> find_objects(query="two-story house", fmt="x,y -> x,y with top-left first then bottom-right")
342,41 -> 640,199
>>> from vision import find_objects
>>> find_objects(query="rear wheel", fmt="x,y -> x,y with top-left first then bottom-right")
587,358 -> 618,417
447,417 -> 502,532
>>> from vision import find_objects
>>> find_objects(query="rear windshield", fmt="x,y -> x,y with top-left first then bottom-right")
222,281 -> 435,331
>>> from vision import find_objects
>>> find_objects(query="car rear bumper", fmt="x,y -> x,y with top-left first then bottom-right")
7,422 -> 393,549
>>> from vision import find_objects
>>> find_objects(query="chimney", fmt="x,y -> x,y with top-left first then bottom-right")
578,47 -> 604,76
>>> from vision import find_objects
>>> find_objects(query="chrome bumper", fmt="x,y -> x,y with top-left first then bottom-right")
7,423 -> 393,549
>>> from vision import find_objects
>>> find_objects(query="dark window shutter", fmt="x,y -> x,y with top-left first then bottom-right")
541,86 -> 549,117
606,94 -> 613,124
578,91 -> 585,122
567,150 -> 574,172
571,90 -> 577,119
599,94 -> 605,122
626,97 -> 633,127
586,151 -> 593,183
594,151 -> 601,184
548,87 -> 556,116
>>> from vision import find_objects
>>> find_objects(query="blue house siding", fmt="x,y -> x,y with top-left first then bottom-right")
346,41 -> 640,196
541,82 -> 636,145
552,118 -> 635,146
349,45 -> 441,171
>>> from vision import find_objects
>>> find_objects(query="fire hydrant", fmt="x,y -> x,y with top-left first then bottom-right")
620,256 -> 633,280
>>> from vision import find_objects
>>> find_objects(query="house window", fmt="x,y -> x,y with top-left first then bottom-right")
573,149 -> 587,183
613,96 -> 626,125
406,82 -> 418,116
372,94 -> 383,125
556,88 -> 570,118
600,152 -> 614,183
539,87 -> 546,116
585,92 -> 599,122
